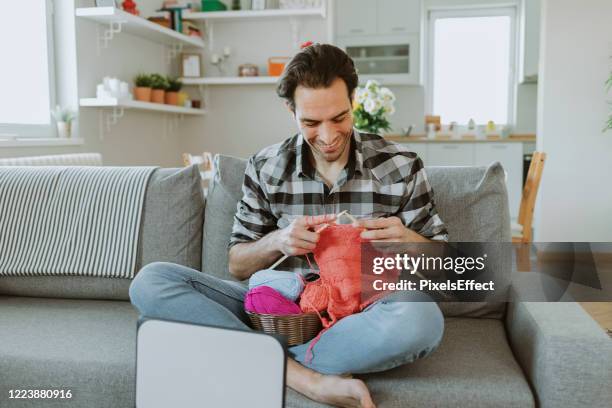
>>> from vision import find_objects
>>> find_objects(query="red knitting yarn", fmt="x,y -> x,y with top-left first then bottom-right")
299,224 -> 379,363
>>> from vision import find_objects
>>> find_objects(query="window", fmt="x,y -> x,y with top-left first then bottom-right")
0,0 -> 55,138
427,7 -> 517,125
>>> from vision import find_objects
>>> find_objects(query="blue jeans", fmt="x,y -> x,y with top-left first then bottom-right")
129,262 -> 444,375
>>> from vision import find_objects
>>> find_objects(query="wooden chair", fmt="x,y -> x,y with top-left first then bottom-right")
182,152 -> 215,196
512,152 -> 546,270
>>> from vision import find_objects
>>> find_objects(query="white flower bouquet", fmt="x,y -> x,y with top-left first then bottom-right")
352,80 -> 396,134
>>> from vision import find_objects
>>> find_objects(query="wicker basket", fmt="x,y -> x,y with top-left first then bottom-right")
247,312 -> 323,346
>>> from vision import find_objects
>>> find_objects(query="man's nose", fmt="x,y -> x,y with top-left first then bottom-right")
319,123 -> 335,144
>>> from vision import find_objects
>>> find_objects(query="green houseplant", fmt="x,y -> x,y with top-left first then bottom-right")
51,105 -> 78,139
165,76 -> 183,105
352,80 -> 396,135
133,73 -> 152,102
150,73 -> 169,104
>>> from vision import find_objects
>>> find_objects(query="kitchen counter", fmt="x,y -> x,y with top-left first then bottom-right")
384,134 -> 536,143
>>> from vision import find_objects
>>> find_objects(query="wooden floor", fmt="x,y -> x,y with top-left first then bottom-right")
579,302 -> 612,334
579,260 -> 612,336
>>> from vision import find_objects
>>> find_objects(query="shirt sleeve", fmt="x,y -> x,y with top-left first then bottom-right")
396,156 -> 449,242
228,155 -> 278,249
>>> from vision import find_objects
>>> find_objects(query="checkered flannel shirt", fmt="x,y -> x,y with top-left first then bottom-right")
229,129 -> 449,274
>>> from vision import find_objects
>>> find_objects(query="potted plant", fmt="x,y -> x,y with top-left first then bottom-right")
133,73 -> 152,102
352,80 -> 396,135
150,73 -> 169,104
51,105 -> 78,139
165,76 -> 182,105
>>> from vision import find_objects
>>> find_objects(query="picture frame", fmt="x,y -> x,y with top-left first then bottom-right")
180,53 -> 203,78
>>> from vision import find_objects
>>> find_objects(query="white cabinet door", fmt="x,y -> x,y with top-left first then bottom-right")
377,0 -> 421,35
428,144 -> 474,166
474,143 -> 523,218
336,0 -> 378,37
400,143 -> 428,164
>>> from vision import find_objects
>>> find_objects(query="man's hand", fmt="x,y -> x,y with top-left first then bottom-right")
358,216 -> 430,243
275,214 -> 337,256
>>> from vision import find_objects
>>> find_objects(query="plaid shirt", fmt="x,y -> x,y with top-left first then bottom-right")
229,129 -> 448,274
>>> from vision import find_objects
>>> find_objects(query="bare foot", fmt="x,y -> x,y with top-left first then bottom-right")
309,373 -> 376,408
287,358 -> 376,408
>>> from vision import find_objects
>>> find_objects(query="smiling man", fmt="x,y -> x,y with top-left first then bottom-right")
130,43 -> 448,408
227,44 -> 449,407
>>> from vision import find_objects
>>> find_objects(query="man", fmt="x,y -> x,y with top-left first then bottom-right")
130,43 -> 447,408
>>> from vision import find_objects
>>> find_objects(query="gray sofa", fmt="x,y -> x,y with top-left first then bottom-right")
1,156 -> 610,408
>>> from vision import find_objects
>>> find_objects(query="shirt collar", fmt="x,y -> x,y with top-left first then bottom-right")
297,128 -> 364,180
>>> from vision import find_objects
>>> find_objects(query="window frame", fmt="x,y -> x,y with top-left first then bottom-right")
0,0 -> 57,139
425,6 -> 519,126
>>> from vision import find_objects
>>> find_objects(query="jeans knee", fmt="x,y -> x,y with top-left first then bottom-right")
129,262 -> 180,310
385,300 -> 445,349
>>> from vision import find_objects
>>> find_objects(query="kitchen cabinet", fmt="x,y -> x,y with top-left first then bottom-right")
401,142 -> 525,218
407,143 -> 428,164
428,144 -> 474,166
519,0 -> 540,83
377,0 -> 421,36
336,0 -> 421,38
336,0 -> 378,37
342,35 -> 419,85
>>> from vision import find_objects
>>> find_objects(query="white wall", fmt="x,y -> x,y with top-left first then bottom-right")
0,0 -> 185,167
534,0 -> 612,241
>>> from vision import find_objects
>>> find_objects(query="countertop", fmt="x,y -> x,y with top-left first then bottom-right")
384,134 -> 536,143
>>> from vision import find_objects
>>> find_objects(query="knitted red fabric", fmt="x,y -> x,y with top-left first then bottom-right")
299,224 -> 372,326
299,224 -> 379,363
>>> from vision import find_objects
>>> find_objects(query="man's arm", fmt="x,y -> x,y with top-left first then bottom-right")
360,156 -> 448,243
228,230 -> 283,280
229,214 -> 337,280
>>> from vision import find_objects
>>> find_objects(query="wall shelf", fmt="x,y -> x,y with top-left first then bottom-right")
181,76 -> 279,85
183,7 -> 326,21
80,98 -> 206,115
75,7 -> 205,49
80,97 -> 205,139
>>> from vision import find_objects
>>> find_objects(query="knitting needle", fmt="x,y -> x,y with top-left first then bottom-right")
336,209 -> 358,225
269,223 -> 330,270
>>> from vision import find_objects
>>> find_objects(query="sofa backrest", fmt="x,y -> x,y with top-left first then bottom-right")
0,166 -> 205,301
202,154 -> 511,319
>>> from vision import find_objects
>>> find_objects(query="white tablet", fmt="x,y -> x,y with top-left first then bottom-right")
136,318 -> 286,408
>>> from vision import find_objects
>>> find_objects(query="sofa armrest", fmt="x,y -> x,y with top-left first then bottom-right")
505,294 -> 612,408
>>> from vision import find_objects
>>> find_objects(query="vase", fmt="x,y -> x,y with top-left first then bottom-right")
151,89 -> 165,104
134,87 -> 152,102
57,121 -> 71,139
165,91 -> 179,105
177,92 -> 188,107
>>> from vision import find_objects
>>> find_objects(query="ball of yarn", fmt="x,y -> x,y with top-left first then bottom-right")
248,269 -> 305,302
299,278 -> 328,313
244,286 -> 302,315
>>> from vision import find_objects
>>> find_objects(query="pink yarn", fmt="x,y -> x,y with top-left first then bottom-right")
244,286 -> 302,315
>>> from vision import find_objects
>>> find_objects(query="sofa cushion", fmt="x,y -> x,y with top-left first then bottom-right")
203,155 -> 511,317
425,164 -> 512,319
202,155 -> 248,281
0,296 -> 139,408
285,317 -> 535,407
0,166 -> 205,301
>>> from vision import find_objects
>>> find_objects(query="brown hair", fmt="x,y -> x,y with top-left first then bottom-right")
276,43 -> 358,111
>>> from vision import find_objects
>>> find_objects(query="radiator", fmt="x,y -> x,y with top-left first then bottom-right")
0,153 -> 103,166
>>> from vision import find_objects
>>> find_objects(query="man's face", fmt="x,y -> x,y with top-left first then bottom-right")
292,77 -> 354,163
